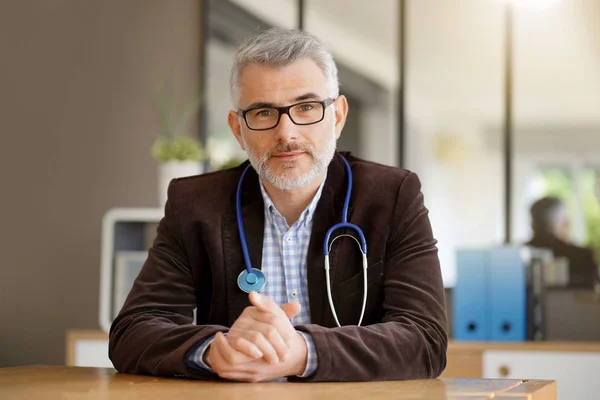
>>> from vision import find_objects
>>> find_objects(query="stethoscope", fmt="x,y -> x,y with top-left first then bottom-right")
235,156 -> 368,327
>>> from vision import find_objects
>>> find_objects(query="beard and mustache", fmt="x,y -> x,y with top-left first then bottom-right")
243,128 -> 337,191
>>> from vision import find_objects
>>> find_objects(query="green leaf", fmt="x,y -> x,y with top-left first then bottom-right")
151,135 -> 205,163
150,79 -> 205,162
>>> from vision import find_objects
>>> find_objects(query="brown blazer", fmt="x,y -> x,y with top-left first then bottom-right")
109,152 -> 448,382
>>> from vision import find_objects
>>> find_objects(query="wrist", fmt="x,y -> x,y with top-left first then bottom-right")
203,344 -> 212,369
290,332 -> 308,376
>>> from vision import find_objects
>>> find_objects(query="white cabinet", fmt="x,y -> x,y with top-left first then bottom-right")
66,331 -> 113,368
483,350 -> 600,400
73,339 -> 112,368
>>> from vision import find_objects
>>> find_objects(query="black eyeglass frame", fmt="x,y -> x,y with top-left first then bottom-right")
237,97 -> 336,131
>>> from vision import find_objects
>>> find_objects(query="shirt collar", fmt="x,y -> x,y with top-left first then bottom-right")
259,172 -> 327,226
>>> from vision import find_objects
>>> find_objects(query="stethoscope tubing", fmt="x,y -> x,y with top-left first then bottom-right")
236,156 -> 369,326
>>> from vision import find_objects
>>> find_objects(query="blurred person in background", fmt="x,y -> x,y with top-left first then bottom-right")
527,196 -> 599,288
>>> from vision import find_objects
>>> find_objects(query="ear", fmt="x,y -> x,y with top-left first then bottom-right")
228,110 -> 246,150
333,95 -> 348,140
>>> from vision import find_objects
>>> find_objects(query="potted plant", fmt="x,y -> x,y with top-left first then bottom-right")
151,81 -> 205,206
206,135 -> 247,171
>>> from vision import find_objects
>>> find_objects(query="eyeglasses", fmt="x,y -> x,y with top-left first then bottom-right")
238,98 -> 336,131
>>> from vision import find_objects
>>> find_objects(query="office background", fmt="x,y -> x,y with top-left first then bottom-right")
0,0 -> 202,367
1,0 -> 599,374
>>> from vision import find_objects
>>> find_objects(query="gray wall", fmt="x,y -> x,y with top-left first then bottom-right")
0,0 -> 202,366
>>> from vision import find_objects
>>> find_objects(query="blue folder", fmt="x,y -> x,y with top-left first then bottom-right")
489,247 -> 527,341
453,249 -> 489,340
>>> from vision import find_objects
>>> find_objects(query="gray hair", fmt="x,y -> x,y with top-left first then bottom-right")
230,28 -> 339,108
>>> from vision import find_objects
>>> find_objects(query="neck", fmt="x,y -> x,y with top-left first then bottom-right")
261,171 -> 326,226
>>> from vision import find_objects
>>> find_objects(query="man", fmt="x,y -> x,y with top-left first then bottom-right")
109,28 -> 448,382
527,196 -> 598,288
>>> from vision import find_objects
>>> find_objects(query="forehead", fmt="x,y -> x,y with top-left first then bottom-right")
237,58 -> 328,106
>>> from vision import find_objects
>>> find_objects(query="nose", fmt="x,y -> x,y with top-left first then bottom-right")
273,113 -> 297,141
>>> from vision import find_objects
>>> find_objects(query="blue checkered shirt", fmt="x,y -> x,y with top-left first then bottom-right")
186,176 -> 325,379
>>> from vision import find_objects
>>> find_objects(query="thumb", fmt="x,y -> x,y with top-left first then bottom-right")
280,301 -> 301,319
249,291 -> 284,316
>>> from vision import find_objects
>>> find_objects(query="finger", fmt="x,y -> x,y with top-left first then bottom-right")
233,312 -> 295,355
212,334 -> 257,381
214,332 -> 255,366
208,332 -> 229,373
226,336 -> 263,360
212,334 -> 282,383
248,312 -> 296,344
249,292 -> 285,317
232,329 -> 281,364
280,301 -> 301,319
229,311 -> 288,362
250,321 -> 291,361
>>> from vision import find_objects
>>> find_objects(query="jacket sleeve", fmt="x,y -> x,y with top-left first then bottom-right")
108,179 -> 226,379
292,172 -> 448,382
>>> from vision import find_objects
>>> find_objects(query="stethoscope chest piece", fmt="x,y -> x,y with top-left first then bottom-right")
237,268 -> 266,293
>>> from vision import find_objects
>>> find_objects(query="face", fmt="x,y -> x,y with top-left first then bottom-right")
228,58 -> 348,191
556,219 -> 570,242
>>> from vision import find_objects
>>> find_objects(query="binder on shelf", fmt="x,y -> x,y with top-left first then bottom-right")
526,247 -> 550,341
453,249 -> 489,341
452,245 -> 551,342
489,247 -> 527,341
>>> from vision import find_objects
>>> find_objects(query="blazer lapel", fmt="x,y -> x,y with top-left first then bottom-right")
222,166 -> 265,326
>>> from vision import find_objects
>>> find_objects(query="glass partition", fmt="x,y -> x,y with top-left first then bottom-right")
512,0 -> 600,265
405,0 -> 505,286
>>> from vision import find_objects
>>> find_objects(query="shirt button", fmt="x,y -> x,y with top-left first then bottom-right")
291,291 -> 297,298
308,216 -> 312,221
286,236 -> 292,242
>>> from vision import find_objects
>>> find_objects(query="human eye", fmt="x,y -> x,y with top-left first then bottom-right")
297,103 -> 315,112
251,108 -> 274,118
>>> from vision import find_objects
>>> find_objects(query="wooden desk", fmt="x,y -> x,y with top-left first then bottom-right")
0,365 -> 556,400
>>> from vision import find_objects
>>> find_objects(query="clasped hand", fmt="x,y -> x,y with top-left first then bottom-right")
204,292 -> 308,382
